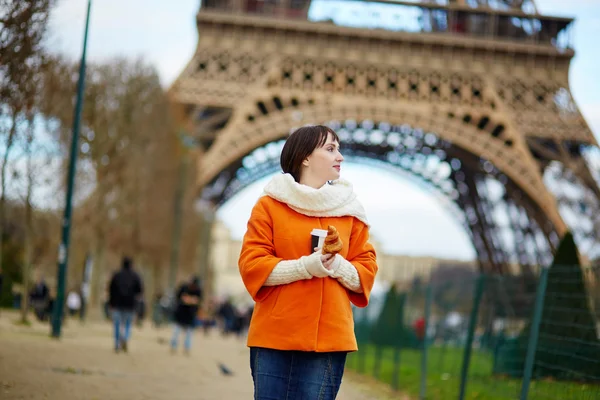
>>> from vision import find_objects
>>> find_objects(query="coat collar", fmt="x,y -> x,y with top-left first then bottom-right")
263,173 -> 369,226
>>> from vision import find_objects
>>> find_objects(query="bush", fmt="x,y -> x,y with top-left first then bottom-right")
512,232 -> 600,382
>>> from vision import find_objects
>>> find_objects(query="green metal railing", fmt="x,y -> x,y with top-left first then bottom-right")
347,265 -> 600,400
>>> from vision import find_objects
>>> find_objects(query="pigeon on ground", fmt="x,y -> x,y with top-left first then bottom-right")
218,363 -> 233,376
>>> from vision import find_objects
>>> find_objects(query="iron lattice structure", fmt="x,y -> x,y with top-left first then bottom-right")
169,0 -> 600,273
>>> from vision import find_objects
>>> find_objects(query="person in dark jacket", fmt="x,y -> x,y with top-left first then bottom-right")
217,297 -> 237,336
0,266 -> 3,316
30,276 -> 50,321
170,276 -> 202,355
108,257 -> 143,353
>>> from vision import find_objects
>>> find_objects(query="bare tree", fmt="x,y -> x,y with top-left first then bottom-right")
0,0 -> 54,281
40,56 -> 181,308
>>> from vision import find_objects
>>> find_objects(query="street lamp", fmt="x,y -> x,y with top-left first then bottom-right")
51,0 -> 92,338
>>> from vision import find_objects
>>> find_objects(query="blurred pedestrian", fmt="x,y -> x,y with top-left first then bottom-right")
30,275 -> 50,321
0,266 -> 3,317
170,276 -> 202,355
216,297 -> 236,336
66,289 -> 81,317
108,257 -> 143,353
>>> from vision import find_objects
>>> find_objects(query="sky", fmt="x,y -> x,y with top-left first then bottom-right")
45,0 -> 600,260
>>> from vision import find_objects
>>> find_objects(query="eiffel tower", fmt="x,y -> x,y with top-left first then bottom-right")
169,0 -> 600,276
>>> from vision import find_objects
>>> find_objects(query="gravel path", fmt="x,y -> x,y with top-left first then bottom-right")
0,311 -> 406,400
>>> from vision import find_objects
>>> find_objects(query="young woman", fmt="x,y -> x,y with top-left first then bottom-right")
239,125 -> 378,399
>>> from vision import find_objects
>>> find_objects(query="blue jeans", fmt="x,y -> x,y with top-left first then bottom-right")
250,347 -> 347,400
171,324 -> 193,351
112,309 -> 134,349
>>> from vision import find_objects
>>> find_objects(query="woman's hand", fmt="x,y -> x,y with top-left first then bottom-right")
322,254 -> 336,270
315,247 -> 337,270
315,247 -> 336,271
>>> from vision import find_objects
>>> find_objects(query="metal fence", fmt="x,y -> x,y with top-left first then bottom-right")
347,265 -> 600,399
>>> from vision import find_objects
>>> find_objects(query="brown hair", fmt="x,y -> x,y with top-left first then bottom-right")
280,125 -> 340,182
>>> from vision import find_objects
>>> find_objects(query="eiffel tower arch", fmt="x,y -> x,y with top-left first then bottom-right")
169,0 -> 600,276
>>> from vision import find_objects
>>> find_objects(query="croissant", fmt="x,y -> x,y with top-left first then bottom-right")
322,225 -> 343,255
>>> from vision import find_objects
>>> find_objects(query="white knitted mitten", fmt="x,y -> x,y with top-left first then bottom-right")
330,254 -> 363,293
263,251 -> 332,286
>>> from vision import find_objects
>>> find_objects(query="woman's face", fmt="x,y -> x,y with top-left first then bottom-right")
301,132 -> 344,187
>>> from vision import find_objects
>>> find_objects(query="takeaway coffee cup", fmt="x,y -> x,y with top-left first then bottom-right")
311,229 -> 328,253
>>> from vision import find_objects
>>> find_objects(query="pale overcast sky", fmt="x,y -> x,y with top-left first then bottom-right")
46,0 -> 600,260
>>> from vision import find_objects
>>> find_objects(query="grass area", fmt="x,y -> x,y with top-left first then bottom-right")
346,344 -> 599,400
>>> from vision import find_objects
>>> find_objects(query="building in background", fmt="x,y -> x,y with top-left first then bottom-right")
210,220 -> 246,302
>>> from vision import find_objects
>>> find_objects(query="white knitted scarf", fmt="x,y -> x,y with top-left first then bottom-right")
263,173 -> 369,226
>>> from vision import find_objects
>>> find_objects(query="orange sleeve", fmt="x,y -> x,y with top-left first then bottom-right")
346,219 -> 378,307
238,198 -> 283,302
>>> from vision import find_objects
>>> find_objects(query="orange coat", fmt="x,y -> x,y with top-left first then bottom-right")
238,195 -> 378,352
